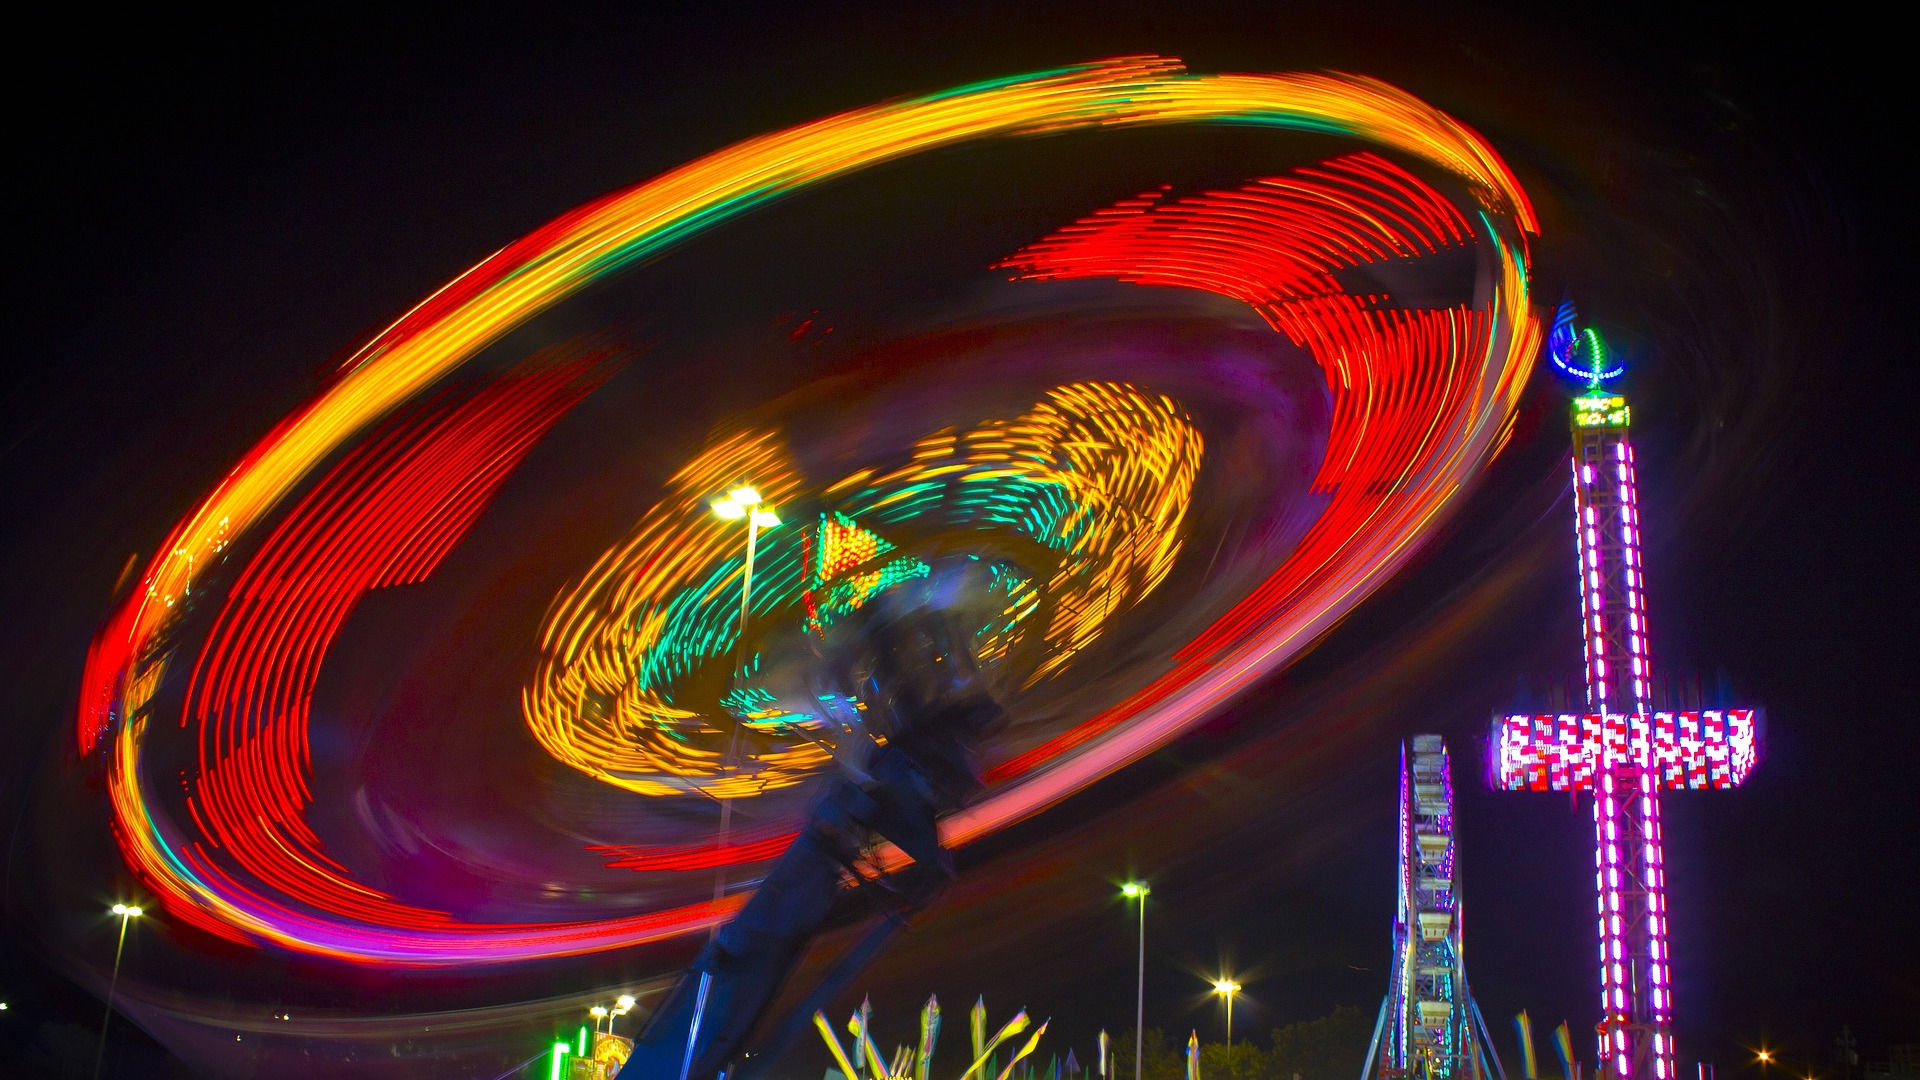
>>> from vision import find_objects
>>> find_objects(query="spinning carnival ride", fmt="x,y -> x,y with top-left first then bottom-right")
64,59 -> 1544,1066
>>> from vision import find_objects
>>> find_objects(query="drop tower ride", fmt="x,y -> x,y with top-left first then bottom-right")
1491,304 -> 1760,1080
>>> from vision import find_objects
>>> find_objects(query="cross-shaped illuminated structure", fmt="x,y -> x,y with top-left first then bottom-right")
1491,304 -> 1760,1080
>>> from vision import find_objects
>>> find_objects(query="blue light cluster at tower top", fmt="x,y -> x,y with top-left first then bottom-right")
1547,300 -> 1626,387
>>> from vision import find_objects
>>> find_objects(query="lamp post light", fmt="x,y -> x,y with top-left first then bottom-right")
709,487 -> 779,909
610,994 -> 637,1036
1211,978 -> 1241,1052
93,903 -> 144,1080
710,486 -> 780,649
1121,882 -> 1150,1080
590,1005 -> 609,1035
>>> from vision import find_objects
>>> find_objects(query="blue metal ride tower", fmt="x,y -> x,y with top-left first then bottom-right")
1363,736 -> 1505,1080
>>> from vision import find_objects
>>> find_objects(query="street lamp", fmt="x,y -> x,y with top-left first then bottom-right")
1121,882 -> 1150,1080
610,994 -> 637,1036
93,903 -> 145,1080
710,486 -> 780,648
590,1005 -> 609,1035
1211,978 -> 1241,1051
710,487 -> 778,909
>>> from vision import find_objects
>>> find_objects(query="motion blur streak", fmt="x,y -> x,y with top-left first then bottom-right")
78,57 -> 1537,963
526,383 -> 1201,802
525,428 -> 816,799
163,349 -> 619,945
960,151 -> 1538,829
842,382 -> 1203,686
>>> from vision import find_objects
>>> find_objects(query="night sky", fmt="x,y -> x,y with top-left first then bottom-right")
4,5 -> 1914,1078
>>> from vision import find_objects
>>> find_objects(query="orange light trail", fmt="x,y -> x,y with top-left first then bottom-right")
526,382 -> 1201,802
79,57 -> 1536,964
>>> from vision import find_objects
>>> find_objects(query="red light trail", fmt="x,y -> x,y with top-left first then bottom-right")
77,59 -> 1539,964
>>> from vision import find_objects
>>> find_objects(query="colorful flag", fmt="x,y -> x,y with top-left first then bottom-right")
961,1006 -> 1030,1080
849,999 -> 890,1080
992,1020 -> 1050,1080
918,995 -> 942,1080
1514,1011 -> 1538,1080
974,997 -> 988,1063
815,1011 -> 861,1080
1552,1022 -> 1575,1080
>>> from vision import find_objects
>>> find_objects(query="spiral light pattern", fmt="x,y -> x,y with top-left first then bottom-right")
77,57 -> 1537,964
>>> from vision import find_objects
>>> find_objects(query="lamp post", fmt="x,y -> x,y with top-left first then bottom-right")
610,994 -> 636,1036
710,486 -> 780,649
1211,978 -> 1241,1052
590,1005 -> 609,1036
93,903 -> 144,1080
1121,882 -> 1150,1080
708,487 -> 779,908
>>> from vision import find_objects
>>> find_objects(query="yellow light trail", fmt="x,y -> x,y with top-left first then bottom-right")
80,56 -> 1537,964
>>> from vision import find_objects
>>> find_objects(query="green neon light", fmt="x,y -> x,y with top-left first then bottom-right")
551,1041 -> 569,1080
635,453 -> 1123,738
1572,392 -> 1630,429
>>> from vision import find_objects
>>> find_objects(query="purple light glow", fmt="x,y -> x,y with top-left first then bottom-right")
1494,383 -> 1762,1080
1493,710 -> 1758,791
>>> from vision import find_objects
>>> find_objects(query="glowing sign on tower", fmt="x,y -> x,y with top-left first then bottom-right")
1492,303 -> 1760,1080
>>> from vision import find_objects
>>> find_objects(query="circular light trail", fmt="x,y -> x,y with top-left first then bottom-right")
527,381 -> 1204,800
79,56 -> 1539,964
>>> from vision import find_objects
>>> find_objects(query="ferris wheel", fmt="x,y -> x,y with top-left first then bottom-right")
1364,735 -> 1507,1080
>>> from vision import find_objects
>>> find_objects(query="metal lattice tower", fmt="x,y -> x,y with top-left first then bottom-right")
1490,306 -> 1760,1080
1365,736 -> 1502,1080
